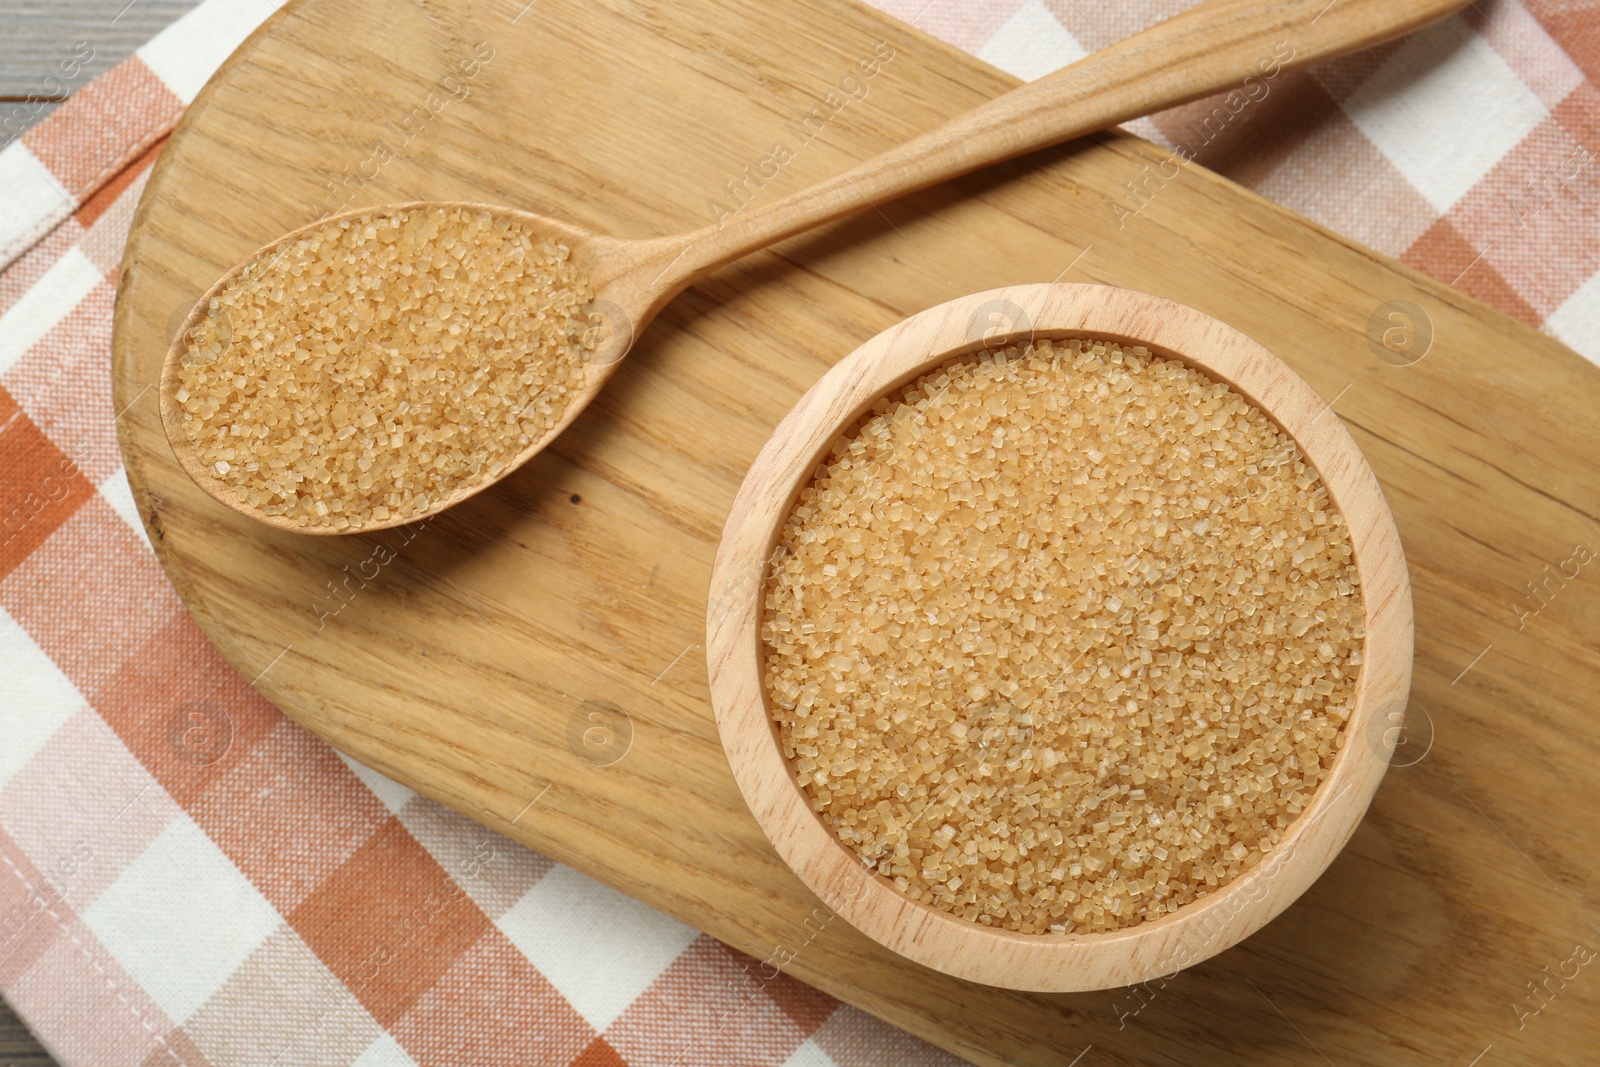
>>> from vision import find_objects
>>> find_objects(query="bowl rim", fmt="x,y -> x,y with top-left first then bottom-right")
706,282 -> 1413,992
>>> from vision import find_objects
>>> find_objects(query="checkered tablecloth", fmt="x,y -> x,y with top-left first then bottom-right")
1,0 -> 1596,1064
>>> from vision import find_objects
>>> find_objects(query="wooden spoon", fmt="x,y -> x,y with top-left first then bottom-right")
160,0 -> 1466,534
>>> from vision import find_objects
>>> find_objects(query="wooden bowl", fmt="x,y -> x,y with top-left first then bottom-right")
705,283 -> 1412,992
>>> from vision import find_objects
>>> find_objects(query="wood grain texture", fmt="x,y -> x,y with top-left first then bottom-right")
707,283 -> 1412,992
678,0 -> 1468,275
155,0 -> 1465,535
0,997 -> 54,1067
111,0 -> 1600,1062
0,0 -> 204,147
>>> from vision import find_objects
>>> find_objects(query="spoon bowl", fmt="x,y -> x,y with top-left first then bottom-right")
158,201 -> 674,534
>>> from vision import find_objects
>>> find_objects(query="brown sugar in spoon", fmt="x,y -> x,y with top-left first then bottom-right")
160,0 -> 1465,534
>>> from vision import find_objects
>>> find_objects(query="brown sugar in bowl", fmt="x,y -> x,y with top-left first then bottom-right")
705,283 -> 1412,992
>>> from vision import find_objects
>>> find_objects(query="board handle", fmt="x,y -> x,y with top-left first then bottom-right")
667,0 -> 1467,281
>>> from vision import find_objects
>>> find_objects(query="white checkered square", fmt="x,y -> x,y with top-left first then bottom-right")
0,146 -> 73,265
496,864 -> 697,1031
81,815 -> 281,1022
0,246 -> 100,378
783,1037 -> 840,1067
1547,269 -> 1600,366
1342,15 -> 1546,212
0,606 -> 83,787
976,0 -> 1086,82
350,1033 -> 421,1067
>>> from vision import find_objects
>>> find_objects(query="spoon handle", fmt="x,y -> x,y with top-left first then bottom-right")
666,0 -> 1466,281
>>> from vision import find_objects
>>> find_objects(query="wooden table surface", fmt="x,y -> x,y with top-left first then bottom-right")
0,0 -> 201,147
0,7 -> 207,1067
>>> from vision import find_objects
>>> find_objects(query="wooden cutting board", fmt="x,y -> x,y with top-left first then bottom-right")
111,0 -> 1600,1062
